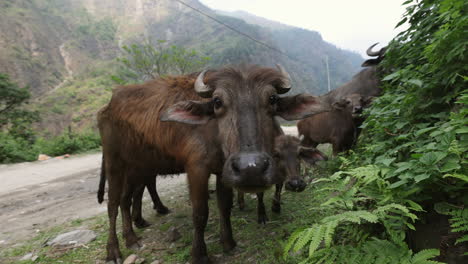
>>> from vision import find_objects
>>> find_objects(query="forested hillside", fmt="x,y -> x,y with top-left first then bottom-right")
0,0 -> 362,139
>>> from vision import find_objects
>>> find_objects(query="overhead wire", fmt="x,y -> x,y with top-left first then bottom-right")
172,0 -> 293,60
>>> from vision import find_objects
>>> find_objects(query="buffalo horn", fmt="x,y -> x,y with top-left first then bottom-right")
275,64 -> 292,94
194,70 -> 213,98
366,43 -> 381,57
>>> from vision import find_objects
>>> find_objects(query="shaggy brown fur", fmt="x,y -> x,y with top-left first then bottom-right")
297,100 -> 356,156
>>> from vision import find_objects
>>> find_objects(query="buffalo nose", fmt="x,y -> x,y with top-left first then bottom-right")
353,106 -> 362,113
286,179 -> 306,192
231,152 -> 270,176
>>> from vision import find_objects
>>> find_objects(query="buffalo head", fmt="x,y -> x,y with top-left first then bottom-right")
161,65 -> 330,192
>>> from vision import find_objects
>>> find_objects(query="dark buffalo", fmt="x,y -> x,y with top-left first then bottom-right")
97,64 -> 330,263
321,43 -> 386,105
237,134 -> 327,224
297,98 -> 356,155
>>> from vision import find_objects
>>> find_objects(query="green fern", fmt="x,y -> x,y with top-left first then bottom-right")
298,239 -> 442,264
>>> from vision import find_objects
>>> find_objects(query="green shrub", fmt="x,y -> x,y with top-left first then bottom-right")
285,0 -> 467,262
0,130 -> 101,164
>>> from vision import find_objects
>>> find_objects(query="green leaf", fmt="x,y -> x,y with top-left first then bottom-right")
455,127 -> 468,134
383,72 -> 401,81
407,79 -> 423,87
414,173 -> 430,183
389,180 -> 408,189
414,127 -> 436,136
395,17 -> 408,28
376,156 -> 395,166
443,173 -> 468,182
440,158 -> 461,172
419,152 -> 447,165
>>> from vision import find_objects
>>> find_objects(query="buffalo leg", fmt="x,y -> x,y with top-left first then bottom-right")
105,164 -> 123,263
216,174 -> 236,252
121,180 -> 140,249
132,184 -> 151,229
147,177 -> 170,214
272,183 -> 283,213
187,166 -> 210,264
237,191 -> 245,210
257,192 -> 268,224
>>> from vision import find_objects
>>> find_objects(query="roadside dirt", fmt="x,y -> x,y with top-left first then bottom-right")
0,153 -> 186,249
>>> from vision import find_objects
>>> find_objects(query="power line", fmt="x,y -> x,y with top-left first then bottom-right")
171,0 -> 333,93
172,0 -> 289,58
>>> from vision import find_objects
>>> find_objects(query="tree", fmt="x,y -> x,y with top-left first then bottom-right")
111,39 -> 210,84
0,73 -> 39,141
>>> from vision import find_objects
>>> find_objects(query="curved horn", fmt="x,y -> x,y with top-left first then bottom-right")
194,70 -> 213,98
275,64 -> 292,94
366,43 -> 380,57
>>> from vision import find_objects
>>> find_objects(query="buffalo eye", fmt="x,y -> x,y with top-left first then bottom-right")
269,94 -> 279,105
213,97 -> 223,109
346,100 -> 351,105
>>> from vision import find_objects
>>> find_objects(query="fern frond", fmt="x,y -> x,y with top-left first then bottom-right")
283,229 -> 302,259
323,221 -> 339,247
411,249 -> 441,264
309,225 -> 326,256
293,227 -> 315,252
455,234 -> 468,245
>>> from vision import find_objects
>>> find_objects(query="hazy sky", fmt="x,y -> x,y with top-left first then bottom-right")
199,0 -> 408,57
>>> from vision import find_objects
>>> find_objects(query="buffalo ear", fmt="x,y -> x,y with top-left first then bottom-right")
276,94 -> 331,121
160,100 -> 213,125
362,57 -> 384,67
299,146 -> 328,165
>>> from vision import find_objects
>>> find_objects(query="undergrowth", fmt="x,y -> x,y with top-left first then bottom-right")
284,0 -> 467,263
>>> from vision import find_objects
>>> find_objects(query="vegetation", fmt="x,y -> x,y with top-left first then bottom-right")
0,73 -> 101,163
284,0 -> 467,263
111,39 -> 210,84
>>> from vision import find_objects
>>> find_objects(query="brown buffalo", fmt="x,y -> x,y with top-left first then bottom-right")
321,43 -> 386,105
237,134 -> 327,224
97,64 -> 330,264
297,98 -> 356,155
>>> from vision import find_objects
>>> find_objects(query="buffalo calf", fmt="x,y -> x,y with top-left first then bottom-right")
237,134 -> 327,224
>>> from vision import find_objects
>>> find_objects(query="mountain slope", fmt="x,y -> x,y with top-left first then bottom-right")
0,0 -> 364,135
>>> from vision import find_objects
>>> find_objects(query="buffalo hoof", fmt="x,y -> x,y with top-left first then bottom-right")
155,205 -> 170,215
106,244 -> 122,264
257,213 -> 269,225
192,256 -> 211,264
271,203 -> 281,213
128,242 -> 141,251
125,235 -> 141,250
134,218 -> 151,229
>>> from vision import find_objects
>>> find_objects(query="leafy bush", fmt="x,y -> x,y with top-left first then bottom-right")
0,130 -> 101,164
285,0 -> 467,262
36,130 -> 101,157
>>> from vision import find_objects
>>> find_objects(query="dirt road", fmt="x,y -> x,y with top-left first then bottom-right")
0,126 -> 298,248
0,153 -> 186,248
